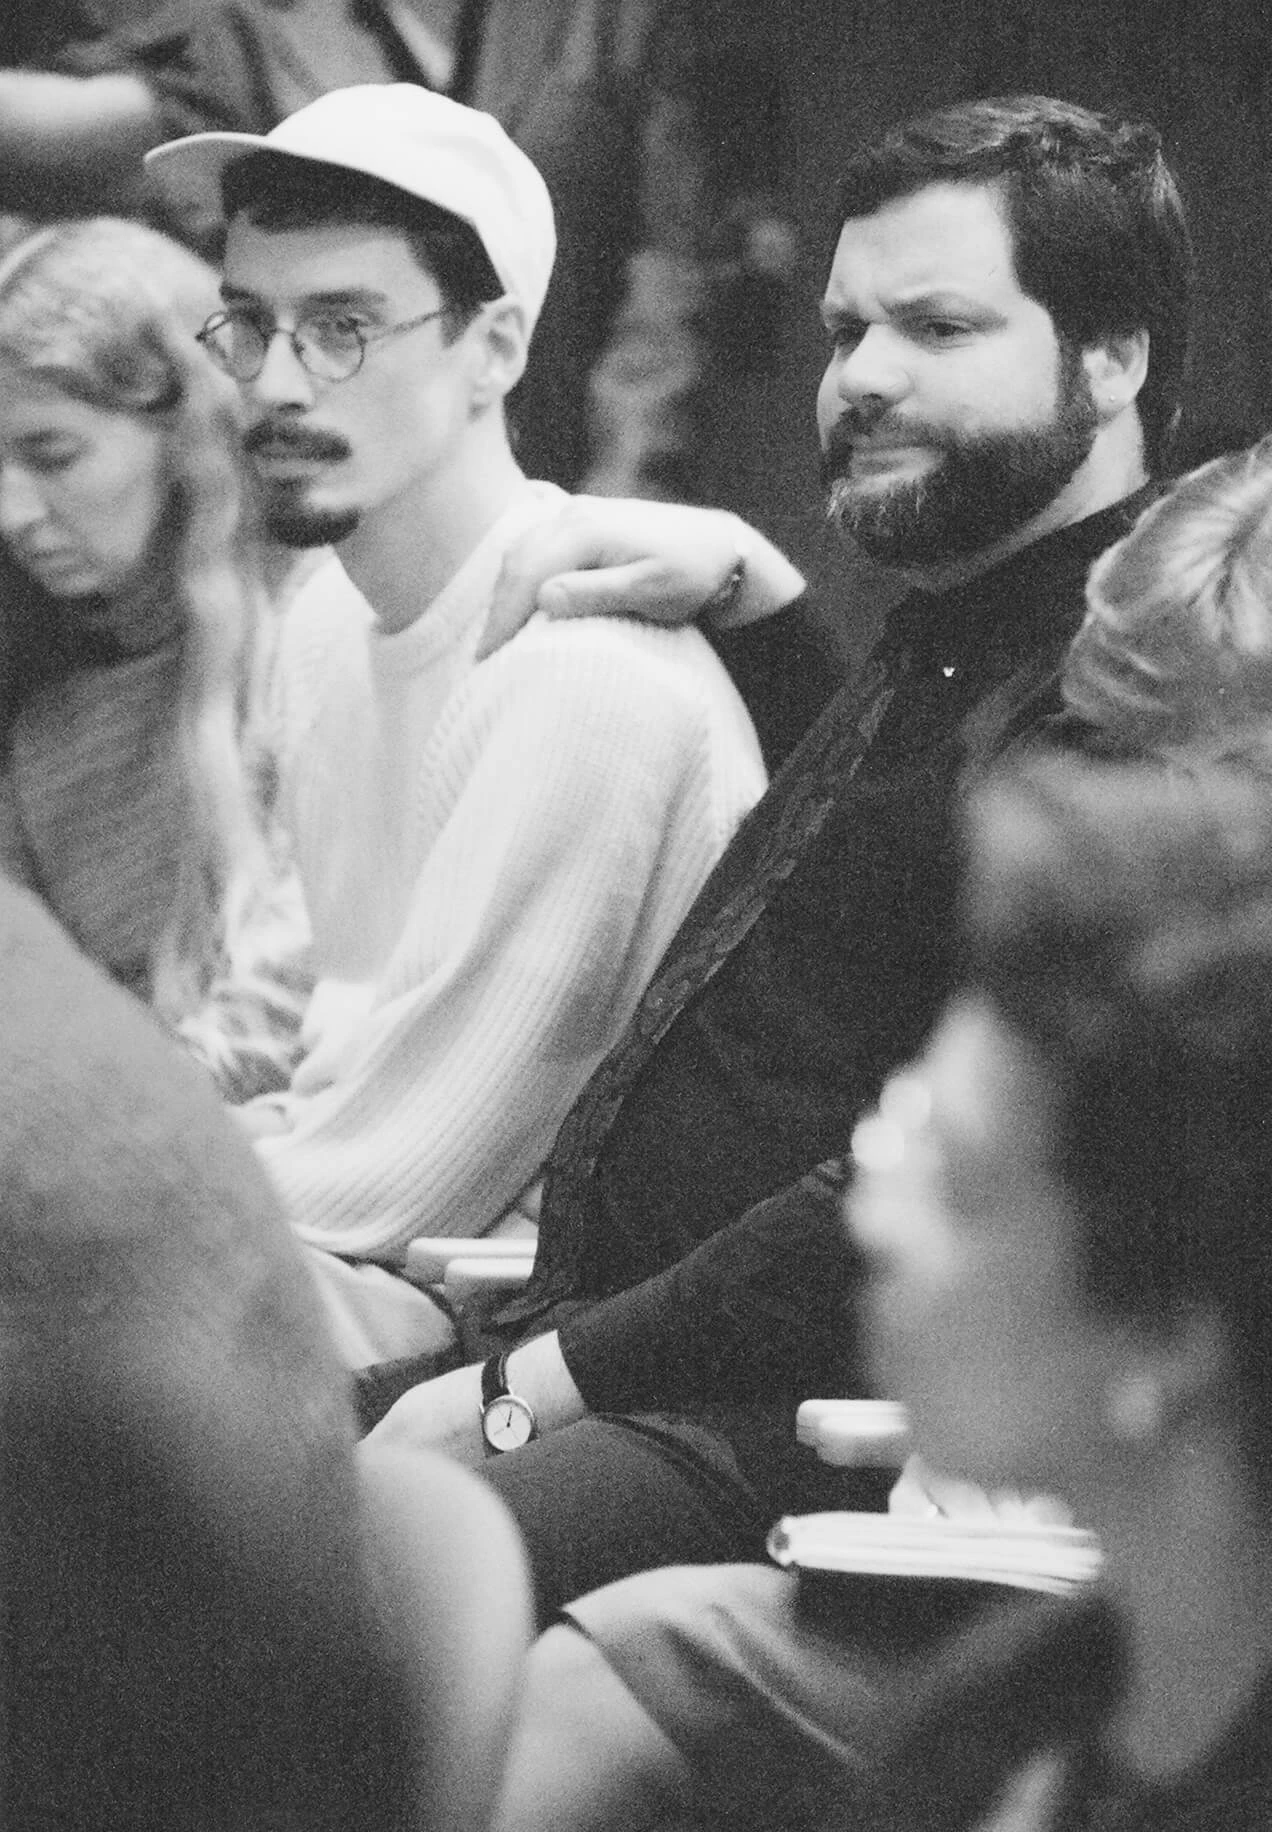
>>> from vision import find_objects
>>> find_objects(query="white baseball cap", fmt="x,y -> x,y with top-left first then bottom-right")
144,84 -> 557,332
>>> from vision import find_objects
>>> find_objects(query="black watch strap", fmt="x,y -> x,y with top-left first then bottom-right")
481,1351 -> 511,1408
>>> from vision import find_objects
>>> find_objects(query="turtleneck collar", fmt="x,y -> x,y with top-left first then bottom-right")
51,550 -> 184,669
883,485 -> 1160,669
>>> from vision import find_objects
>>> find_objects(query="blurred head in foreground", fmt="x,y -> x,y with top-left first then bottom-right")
851,749 -> 1272,1527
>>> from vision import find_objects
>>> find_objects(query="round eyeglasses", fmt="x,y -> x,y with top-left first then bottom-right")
196,305 -> 447,383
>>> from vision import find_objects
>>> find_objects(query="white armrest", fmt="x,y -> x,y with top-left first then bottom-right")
796,1399 -> 910,1467
444,1256 -> 536,1307
404,1236 -> 537,1285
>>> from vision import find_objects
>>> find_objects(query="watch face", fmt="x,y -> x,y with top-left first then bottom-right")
482,1394 -> 536,1452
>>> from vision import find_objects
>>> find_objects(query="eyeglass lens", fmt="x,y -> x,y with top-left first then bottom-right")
203,311 -> 365,381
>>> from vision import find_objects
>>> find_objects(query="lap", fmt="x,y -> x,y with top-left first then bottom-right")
563,1561 -> 990,1828
479,1409 -> 778,1626
480,1400 -> 893,1625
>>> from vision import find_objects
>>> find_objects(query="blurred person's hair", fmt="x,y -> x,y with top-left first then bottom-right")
961,751 -> 1272,1508
1063,437 -> 1272,753
220,153 -> 503,336
0,218 -> 266,1018
836,95 -> 1193,471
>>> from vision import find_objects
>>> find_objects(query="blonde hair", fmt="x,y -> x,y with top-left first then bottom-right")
1064,437 -> 1272,755
0,218 -> 268,1019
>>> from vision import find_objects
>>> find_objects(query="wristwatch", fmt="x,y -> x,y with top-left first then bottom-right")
479,1351 -> 538,1455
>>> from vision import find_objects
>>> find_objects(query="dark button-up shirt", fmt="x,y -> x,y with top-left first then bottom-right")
545,492 -> 1154,1412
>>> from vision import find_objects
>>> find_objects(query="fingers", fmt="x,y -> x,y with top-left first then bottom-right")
992,1489 -> 1076,1527
477,498 -> 740,660
479,501 -> 656,659
888,1455 -> 1002,1521
534,559 -> 695,621
478,529 -> 565,660
886,1454 -> 941,1518
889,1456 -> 1076,1527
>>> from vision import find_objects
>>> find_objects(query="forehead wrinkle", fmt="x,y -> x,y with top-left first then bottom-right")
828,261 -> 1015,316
827,185 -> 1021,314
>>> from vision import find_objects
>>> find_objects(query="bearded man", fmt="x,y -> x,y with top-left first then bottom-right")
359,94 -> 1193,1625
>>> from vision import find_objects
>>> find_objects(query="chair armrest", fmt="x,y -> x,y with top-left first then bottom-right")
443,1256 -> 536,1307
404,1236 -> 537,1285
796,1399 -> 910,1467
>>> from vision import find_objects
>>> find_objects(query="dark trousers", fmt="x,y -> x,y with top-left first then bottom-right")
354,1353 -> 888,1629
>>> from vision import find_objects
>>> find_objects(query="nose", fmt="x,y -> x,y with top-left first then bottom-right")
245,326 -> 317,411
829,323 -> 910,413
0,463 -> 46,544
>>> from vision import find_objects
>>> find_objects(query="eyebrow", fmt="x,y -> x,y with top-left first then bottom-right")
219,283 -> 395,313
14,428 -> 81,449
820,290 -> 1005,328
891,290 -> 1003,320
819,303 -> 865,331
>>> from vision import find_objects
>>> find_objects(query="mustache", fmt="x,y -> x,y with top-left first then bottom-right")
244,420 -> 351,463
819,410 -> 946,488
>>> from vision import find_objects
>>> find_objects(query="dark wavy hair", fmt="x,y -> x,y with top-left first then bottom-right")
960,750 -> 1272,1506
849,750 -> 1272,1832
836,95 -> 1194,472
221,152 -> 503,336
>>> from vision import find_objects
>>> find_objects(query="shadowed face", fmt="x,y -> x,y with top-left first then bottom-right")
221,216 -> 478,549
817,181 -> 1099,569
0,371 -> 168,602
847,996 -> 1132,1503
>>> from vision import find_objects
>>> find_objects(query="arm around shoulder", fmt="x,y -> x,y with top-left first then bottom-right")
480,499 -> 807,660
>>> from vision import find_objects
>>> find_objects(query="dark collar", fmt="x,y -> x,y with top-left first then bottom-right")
883,486 -> 1160,669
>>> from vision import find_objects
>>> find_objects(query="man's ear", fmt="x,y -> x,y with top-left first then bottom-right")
1160,1301 -> 1230,1419
470,297 -> 530,407
1103,1302 -> 1230,1448
1082,328 -> 1150,423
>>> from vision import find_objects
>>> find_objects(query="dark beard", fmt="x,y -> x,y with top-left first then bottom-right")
261,491 -> 361,549
245,419 -> 360,548
822,349 -> 1099,568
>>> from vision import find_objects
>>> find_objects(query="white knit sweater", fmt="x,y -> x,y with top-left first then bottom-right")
253,482 -> 766,1258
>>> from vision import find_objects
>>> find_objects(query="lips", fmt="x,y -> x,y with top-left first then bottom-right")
847,444 -> 935,478
850,442 -> 929,463
244,423 -> 350,466
11,543 -> 79,577
821,416 -> 942,487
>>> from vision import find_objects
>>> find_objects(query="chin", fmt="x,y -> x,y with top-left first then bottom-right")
15,561 -> 94,598
264,497 -> 362,549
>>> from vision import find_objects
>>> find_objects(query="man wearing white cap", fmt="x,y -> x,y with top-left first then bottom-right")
146,85 -> 765,1364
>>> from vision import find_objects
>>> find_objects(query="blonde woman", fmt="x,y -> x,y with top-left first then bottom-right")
1063,435 -> 1272,754
0,217 -> 307,1097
